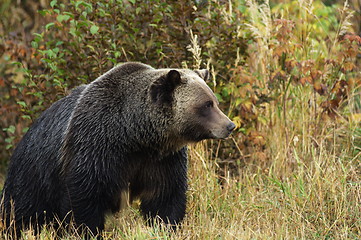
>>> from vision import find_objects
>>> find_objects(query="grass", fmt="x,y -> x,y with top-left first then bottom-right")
4,124 -> 360,239
110,123 -> 360,239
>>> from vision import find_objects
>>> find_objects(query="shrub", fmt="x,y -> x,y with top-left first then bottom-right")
0,0 -> 360,175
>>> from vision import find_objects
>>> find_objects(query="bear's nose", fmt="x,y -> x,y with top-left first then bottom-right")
227,122 -> 236,132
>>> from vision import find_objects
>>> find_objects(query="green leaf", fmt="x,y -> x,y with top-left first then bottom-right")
4,125 -> 16,134
31,41 -> 38,49
57,14 -> 70,22
17,101 -> 27,108
90,25 -> 99,35
5,137 -> 14,143
235,98 -> 242,107
136,7 -> 141,15
38,9 -> 49,16
238,128 -> 246,134
86,45 -> 95,51
75,1 -> 84,8
21,115 -> 31,120
75,1 -> 93,12
34,37 -> 42,43
50,0 -> 57,8
46,22 -> 55,31
56,41 -> 64,46
33,33 -> 43,39
221,87 -> 230,97
114,51 -> 121,58
53,47 -> 60,54
98,8 -> 106,17
215,93 -> 224,102
69,27 -> 77,37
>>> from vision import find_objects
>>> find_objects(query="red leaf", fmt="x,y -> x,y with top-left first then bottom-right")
300,76 -> 312,85
313,82 -> 327,95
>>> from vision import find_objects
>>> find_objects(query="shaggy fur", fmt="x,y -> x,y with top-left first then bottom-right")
0,62 -> 234,238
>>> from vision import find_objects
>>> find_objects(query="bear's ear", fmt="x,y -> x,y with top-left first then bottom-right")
195,69 -> 209,81
150,70 -> 182,106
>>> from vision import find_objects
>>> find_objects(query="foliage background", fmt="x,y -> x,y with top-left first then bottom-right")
0,0 -> 360,239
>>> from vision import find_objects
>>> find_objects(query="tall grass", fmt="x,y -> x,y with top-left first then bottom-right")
14,136 -> 360,239
110,0 -> 361,239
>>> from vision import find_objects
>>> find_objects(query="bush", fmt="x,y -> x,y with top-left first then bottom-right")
0,0 -> 360,173
0,0 -> 248,164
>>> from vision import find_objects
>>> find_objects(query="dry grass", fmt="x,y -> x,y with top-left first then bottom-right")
8,123 -> 360,239
106,114 -> 360,239
2,91 -> 361,239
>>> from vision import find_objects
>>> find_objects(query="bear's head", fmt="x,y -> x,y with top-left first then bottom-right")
150,68 -> 235,143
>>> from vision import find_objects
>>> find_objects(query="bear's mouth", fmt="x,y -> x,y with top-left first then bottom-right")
209,125 -> 235,140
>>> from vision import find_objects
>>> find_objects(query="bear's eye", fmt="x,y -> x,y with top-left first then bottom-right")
204,101 -> 213,108
197,100 -> 213,117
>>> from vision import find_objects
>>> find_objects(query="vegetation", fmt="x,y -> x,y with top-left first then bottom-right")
0,0 -> 360,239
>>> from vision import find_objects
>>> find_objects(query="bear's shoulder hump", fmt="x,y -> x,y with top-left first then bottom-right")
112,62 -> 153,76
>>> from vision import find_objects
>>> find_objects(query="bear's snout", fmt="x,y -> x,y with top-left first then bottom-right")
210,118 -> 236,139
227,122 -> 236,132
219,120 -> 236,139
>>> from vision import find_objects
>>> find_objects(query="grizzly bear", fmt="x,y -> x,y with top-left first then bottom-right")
0,62 -> 235,237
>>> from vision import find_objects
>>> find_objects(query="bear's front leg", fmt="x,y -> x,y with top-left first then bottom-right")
139,148 -> 188,230
61,174 -> 108,238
